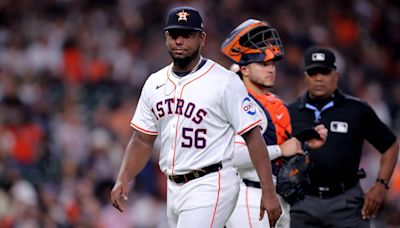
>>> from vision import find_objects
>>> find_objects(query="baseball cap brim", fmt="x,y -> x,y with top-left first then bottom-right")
305,63 -> 336,71
164,25 -> 203,31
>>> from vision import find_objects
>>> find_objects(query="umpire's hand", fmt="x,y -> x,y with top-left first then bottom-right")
307,124 -> 328,149
362,183 -> 386,219
260,189 -> 282,227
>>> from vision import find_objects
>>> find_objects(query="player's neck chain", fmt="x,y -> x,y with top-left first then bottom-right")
189,56 -> 203,74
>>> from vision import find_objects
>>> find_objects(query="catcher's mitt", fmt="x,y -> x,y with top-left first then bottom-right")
276,154 -> 311,205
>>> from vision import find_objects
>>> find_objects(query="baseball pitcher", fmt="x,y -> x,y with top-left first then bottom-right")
111,8 -> 282,228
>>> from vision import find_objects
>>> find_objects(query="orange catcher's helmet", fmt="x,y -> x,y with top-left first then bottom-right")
221,19 -> 284,65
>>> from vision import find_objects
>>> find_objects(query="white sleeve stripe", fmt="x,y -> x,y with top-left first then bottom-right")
236,119 -> 262,135
130,123 -> 158,135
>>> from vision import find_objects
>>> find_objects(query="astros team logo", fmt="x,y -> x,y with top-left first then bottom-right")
177,10 -> 190,21
242,97 -> 256,115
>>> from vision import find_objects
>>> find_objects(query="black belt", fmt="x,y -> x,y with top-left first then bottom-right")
243,179 -> 261,189
306,181 -> 357,199
168,162 -> 222,184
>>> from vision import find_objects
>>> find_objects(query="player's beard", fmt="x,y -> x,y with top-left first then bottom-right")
256,83 -> 274,92
262,80 -> 275,89
170,47 -> 200,70
251,78 -> 275,90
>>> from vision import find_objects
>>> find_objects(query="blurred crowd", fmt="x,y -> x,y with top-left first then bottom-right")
0,0 -> 399,227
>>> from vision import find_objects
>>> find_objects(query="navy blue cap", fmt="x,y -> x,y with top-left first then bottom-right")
164,7 -> 204,31
304,47 -> 336,70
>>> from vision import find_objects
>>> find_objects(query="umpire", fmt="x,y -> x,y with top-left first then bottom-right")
288,47 -> 399,227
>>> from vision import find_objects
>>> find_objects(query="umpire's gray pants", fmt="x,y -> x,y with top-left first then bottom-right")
290,183 -> 370,228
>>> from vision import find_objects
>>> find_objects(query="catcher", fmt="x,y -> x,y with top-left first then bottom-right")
221,19 -> 328,228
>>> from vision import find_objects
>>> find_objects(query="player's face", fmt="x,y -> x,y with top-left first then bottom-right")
305,67 -> 339,99
241,61 -> 276,90
165,29 -> 205,65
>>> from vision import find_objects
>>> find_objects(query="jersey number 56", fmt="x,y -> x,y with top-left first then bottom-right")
182,127 -> 207,149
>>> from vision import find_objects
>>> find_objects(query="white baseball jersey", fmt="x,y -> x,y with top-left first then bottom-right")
233,95 -> 270,182
228,95 -> 291,228
131,59 -> 261,175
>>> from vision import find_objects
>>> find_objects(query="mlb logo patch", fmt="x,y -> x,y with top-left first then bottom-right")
312,53 -> 325,61
330,121 -> 348,133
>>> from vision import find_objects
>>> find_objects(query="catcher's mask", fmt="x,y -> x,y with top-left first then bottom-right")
221,19 -> 284,66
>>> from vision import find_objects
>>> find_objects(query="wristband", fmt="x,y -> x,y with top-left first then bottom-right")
376,178 -> 389,189
267,145 -> 282,160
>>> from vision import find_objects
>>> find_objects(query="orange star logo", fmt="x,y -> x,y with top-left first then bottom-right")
176,10 -> 190,21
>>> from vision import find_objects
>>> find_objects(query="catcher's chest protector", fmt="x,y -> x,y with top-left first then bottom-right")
249,89 -> 292,144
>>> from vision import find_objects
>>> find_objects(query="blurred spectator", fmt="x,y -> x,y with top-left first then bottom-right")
361,81 -> 392,126
61,38 -> 85,84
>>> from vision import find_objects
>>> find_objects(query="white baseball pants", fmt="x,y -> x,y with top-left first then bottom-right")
167,164 -> 240,228
226,181 -> 290,228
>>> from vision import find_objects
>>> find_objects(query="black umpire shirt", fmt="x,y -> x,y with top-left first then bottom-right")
288,89 -> 397,187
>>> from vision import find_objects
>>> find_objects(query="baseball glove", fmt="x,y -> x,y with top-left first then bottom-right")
276,154 -> 311,205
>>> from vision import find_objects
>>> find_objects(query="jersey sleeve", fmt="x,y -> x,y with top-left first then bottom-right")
233,135 -> 282,169
222,75 -> 261,135
130,79 -> 158,135
361,102 -> 396,153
